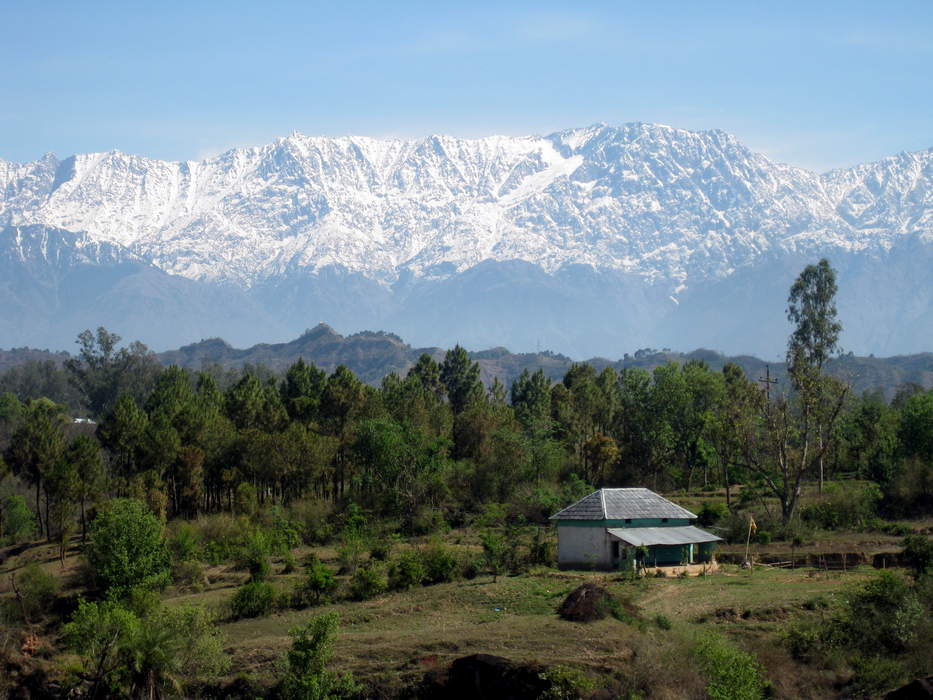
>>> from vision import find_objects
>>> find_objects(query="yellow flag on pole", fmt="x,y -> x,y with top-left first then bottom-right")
749,516 -> 757,534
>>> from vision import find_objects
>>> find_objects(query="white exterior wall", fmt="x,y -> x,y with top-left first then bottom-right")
556,525 -> 612,568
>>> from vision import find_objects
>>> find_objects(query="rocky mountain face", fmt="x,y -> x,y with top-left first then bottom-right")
1,124 -> 930,357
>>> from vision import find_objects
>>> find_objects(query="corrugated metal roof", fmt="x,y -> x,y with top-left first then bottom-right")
606,526 -> 722,547
549,488 -> 697,520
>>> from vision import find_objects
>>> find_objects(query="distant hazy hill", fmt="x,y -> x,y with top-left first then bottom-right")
3,326 -> 931,399
157,324 -> 933,399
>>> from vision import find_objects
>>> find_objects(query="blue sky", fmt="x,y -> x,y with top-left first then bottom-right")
2,1 -> 931,171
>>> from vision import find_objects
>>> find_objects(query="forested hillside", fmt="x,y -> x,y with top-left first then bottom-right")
3,325 -> 932,404
1,260 -> 931,698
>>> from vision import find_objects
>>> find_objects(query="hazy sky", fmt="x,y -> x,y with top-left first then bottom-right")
2,1 -> 931,171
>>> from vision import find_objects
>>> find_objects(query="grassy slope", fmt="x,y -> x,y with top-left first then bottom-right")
0,532 -> 901,698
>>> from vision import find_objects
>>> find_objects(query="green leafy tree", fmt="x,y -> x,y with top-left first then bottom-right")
64,598 -> 140,698
279,612 -> 361,700
66,435 -> 106,541
65,327 -> 160,417
440,345 -> 482,414
4,398 -> 67,538
86,498 -> 171,598
281,358 -> 327,423
320,366 -> 367,499
97,393 -> 149,482
786,258 -> 846,494
739,260 -> 848,522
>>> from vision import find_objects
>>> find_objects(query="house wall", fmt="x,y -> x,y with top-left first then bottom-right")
556,524 -> 612,568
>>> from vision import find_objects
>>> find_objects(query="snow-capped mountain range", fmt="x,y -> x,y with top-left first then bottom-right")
1,123 -> 931,358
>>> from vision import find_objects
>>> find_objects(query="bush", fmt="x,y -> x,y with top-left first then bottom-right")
654,614 -> 673,630
230,581 -> 277,619
349,564 -> 387,601
800,482 -> 882,531
369,534 -> 398,562
693,632 -> 764,700
756,530 -> 772,546
172,560 -> 207,591
540,665 -> 596,699
406,505 -> 448,535
422,541 -> 458,584
295,561 -> 337,606
288,498 -> 335,544
237,531 -> 272,581
835,571 -> 923,655
1,495 -> 36,544
698,502 -> 728,527
278,612 -> 360,700
528,527 -> 554,566
168,522 -> 200,562
336,534 -> 366,575
901,533 -> 933,577
9,562 -> 60,621
849,655 -> 906,698
265,506 -> 302,553
86,498 -> 171,598
389,550 -> 426,590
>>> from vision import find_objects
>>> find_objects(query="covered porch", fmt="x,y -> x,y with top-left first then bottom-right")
607,526 -> 723,573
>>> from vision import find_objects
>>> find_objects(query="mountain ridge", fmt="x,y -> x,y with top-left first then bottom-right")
1,123 -> 931,357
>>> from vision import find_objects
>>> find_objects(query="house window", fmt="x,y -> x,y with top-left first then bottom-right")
624,518 -> 631,524
611,541 -> 620,559
661,518 -> 668,523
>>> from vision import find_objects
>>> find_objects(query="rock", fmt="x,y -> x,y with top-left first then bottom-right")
885,676 -> 933,699
421,653 -> 550,700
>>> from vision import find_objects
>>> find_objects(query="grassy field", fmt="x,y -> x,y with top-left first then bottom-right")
0,529 -> 908,698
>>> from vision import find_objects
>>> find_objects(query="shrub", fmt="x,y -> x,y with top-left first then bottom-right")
9,562 -> 60,621
849,655 -> 906,698
407,505 -> 448,535
86,498 -> 171,598
698,502 -> 728,527
800,482 -> 882,531
295,561 -> 337,606
835,571 -> 923,655
265,506 -> 302,553
654,614 -> 673,630
278,612 -> 360,700
369,534 -> 398,562
756,530 -> 772,546
168,522 -> 200,562
281,549 -> 297,574
540,665 -> 596,700
459,554 -> 482,580
528,527 -> 554,567
901,533 -> 933,577
238,531 -> 272,581
1,495 -> 36,544
336,534 -> 366,575
349,564 -> 387,601
481,531 -> 508,581
422,541 -> 458,584
288,498 -> 335,544
389,550 -> 426,590
230,581 -> 277,619
172,560 -> 207,591
693,632 -> 764,700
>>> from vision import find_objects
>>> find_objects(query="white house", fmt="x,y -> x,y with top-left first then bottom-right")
550,488 -> 722,571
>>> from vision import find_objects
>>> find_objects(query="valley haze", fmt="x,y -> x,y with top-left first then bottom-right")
1,123 -> 931,359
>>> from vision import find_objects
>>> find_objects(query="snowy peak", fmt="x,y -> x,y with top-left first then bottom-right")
0,124 -> 930,291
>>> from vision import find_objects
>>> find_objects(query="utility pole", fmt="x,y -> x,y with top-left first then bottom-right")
757,365 -> 778,400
